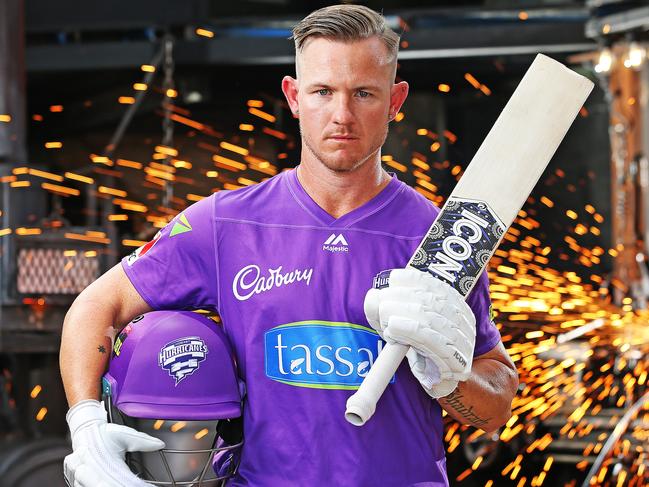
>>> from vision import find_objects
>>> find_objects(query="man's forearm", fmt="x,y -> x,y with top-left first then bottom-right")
438,357 -> 518,433
60,296 -> 117,407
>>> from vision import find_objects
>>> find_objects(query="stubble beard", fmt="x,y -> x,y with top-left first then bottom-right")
300,122 -> 389,174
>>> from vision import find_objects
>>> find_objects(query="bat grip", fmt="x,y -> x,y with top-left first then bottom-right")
344,342 -> 409,426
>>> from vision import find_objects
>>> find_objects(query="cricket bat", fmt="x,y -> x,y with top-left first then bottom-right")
344,54 -> 593,426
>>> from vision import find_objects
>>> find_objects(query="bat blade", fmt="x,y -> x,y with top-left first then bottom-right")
345,54 -> 594,426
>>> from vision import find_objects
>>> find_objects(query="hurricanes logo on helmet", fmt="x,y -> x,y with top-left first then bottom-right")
158,336 -> 209,385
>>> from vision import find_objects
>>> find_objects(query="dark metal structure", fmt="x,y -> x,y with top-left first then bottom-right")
0,0 -> 644,484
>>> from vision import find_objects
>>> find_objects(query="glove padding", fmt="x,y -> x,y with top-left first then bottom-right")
64,399 -> 165,487
364,268 -> 476,398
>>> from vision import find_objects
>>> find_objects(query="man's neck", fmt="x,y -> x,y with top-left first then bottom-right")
296,157 -> 391,219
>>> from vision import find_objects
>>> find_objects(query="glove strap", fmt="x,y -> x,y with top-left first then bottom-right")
67,399 -> 107,437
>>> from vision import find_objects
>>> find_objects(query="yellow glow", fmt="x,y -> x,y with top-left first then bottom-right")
220,141 -> 249,156
122,239 -> 147,247
172,160 -> 192,169
213,154 -> 246,171
384,159 -> 407,172
248,107 -> 275,123
91,155 -> 113,166
464,73 -> 480,89
155,145 -> 178,157
98,186 -> 127,197
117,159 -> 143,169
42,183 -> 80,196
36,408 -> 48,421
479,84 -> 491,96
30,385 -> 42,399
196,28 -> 214,38
195,428 -> 209,440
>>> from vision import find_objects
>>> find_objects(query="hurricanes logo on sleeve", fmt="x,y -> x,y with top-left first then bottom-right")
159,336 -> 208,385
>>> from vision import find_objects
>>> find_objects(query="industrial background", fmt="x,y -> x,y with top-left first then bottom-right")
0,0 -> 647,485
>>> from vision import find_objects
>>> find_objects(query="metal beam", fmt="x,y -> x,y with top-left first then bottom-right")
25,18 -> 593,71
585,6 -> 649,38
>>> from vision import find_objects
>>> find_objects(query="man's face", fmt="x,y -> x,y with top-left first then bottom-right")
287,37 -> 404,173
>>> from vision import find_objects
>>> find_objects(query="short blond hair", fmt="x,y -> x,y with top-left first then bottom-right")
292,4 -> 400,63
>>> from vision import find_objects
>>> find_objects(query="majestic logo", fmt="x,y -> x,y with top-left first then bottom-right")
170,213 -> 192,237
233,264 -> 313,301
126,230 -> 162,266
264,321 -> 393,390
159,336 -> 208,386
323,233 -> 349,253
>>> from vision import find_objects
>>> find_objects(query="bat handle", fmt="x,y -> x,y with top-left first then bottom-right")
344,342 -> 409,426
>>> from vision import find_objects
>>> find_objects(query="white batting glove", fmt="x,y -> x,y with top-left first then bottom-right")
364,268 -> 476,399
64,400 -> 164,487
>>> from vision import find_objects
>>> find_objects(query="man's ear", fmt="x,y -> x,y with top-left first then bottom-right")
388,81 -> 409,120
281,76 -> 300,118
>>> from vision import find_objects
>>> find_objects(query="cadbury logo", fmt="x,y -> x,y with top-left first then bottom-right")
232,264 -> 313,301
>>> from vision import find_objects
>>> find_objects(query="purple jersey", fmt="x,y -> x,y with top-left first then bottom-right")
122,169 -> 502,487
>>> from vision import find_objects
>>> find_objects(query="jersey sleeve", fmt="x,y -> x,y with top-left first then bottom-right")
120,195 -> 219,311
465,271 -> 501,357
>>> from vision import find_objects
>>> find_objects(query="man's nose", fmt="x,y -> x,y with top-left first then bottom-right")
332,95 -> 355,125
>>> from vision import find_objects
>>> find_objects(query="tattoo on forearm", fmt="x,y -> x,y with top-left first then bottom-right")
441,389 -> 491,428
97,345 -> 107,354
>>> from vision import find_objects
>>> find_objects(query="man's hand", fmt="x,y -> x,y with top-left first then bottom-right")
64,400 -> 164,487
364,268 -> 476,398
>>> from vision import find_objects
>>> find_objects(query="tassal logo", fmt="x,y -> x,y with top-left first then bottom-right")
264,321 -> 394,389
323,233 -> 349,253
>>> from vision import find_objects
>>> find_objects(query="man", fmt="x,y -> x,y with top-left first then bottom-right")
60,4 -> 518,486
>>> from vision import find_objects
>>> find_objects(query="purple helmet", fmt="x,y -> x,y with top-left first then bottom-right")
102,311 -> 243,486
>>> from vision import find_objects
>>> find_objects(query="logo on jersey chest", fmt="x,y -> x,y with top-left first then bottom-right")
322,233 -> 349,253
232,264 -> 313,301
264,321 -> 394,390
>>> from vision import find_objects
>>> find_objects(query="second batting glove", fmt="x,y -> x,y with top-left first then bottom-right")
364,268 -> 476,398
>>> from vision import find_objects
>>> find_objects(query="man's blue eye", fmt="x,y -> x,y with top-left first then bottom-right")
358,91 -> 370,98
318,89 -> 330,96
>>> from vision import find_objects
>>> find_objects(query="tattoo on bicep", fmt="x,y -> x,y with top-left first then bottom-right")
441,389 -> 491,428
97,345 -> 107,354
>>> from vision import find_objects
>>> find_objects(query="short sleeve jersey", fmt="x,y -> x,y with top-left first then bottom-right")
122,169 -> 502,487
